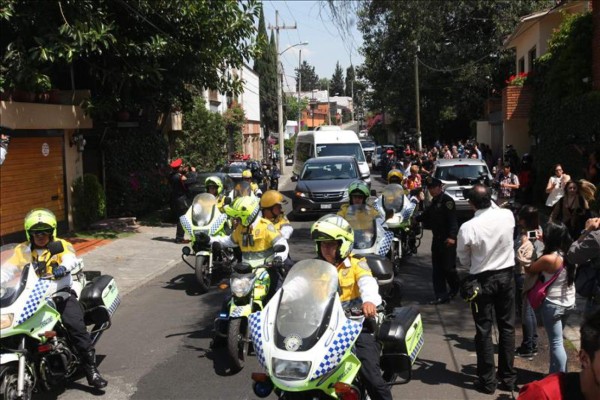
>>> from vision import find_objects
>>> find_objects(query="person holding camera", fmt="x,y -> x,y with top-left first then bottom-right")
457,184 -> 517,395
545,164 -> 570,212
495,163 -> 520,206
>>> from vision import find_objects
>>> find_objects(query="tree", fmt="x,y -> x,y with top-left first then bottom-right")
345,65 -> 355,97
330,61 -> 345,96
254,10 -> 278,133
295,60 -> 319,91
325,0 -> 553,141
318,77 -> 330,91
285,95 -> 309,122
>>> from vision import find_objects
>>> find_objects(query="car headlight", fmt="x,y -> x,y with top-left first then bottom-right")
0,313 -> 14,329
342,190 -> 349,200
231,276 -> 255,297
295,191 -> 307,198
272,358 -> 311,380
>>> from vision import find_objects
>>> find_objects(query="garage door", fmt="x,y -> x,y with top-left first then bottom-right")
0,136 -> 66,240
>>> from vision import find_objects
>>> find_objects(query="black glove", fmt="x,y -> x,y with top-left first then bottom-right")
53,265 -> 67,278
272,256 -> 283,269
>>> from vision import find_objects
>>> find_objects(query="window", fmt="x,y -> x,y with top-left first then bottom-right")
434,165 -> 489,181
316,143 -> 366,162
300,162 -> 358,180
518,57 -> 525,74
528,46 -> 537,72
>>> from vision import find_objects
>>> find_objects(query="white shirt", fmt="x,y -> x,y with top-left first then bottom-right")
457,206 -> 515,275
545,176 -> 564,207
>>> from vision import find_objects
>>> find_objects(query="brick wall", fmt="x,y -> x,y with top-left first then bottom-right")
593,0 -> 600,90
502,86 -> 533,120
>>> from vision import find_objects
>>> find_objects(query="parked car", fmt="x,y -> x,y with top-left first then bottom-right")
429,158 -> 495,220
372,145 -> 395,170
358,129 -> 368,138
292,156 -> 363,215
292,129 -> 371,185
359,138 -> 376,163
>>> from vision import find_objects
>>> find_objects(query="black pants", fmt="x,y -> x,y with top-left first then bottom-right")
355,332 -> 393,400
171,200 -> 187,241
471,267 -> 516,391
431,239 -> 459,298
55,292 -> 92,354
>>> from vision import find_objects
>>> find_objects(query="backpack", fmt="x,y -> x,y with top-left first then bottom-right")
575,261 -> 600,298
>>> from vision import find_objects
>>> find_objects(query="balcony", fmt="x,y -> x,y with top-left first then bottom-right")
502,86 -> 533,120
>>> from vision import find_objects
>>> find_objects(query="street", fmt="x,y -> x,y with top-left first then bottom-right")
44,172 -> 559,400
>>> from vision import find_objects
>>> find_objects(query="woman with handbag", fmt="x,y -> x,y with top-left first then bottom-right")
528,221 -> 576,373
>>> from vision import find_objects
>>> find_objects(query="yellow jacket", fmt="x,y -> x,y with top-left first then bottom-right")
336,255 -> 381,309
270,215 -> 293,240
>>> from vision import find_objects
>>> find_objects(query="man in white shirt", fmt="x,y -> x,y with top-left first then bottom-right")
457,184 -> 517,396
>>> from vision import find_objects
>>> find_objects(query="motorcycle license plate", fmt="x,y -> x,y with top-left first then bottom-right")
320,204 -> 332,209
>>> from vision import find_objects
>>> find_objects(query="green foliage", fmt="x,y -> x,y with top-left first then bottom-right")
345,65 -> 355,97
1,0 -> 261,121
284,135 -> 296,157
176,97 -> 228,170
224,102 -> 246,155
103,121 -> 169,217
254,10 -> 278,133
296,60 -> 320,91
318,78 -> 330,91
529,11 -> 599,207
285,95 -> 309,121
330,61 -> 345,96
72,174 -> 106,229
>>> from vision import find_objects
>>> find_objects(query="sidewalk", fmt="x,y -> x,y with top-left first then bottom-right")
69,224 -> 185,297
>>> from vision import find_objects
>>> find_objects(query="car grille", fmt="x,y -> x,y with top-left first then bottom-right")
311,191 -> 344,202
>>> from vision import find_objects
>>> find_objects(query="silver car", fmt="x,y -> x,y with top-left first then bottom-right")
430,158 -> 494,220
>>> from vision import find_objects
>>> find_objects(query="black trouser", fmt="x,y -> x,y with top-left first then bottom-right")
471,267 -> 516,391
431,239 -> 459,298
355,332 -> 393,400
55,291 -> 92,354
171,199 -> 187,241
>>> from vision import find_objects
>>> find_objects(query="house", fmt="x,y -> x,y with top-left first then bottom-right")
286,90 -> 340,129
476,0 -> 591,160
202,65 -> 262,160
0,91 -> 93,243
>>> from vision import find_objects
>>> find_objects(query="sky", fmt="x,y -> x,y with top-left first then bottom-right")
261,0 -> 365,92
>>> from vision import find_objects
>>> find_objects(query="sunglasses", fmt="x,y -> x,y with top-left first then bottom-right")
32,231 -> 52,237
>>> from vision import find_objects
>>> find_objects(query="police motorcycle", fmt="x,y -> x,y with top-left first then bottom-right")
249,259 -> 425,399
342,204 -> 401,309
380,184 -> 422,269
0,241 -> 119,399
180,193 -> 234,293
214,244 -> 287,372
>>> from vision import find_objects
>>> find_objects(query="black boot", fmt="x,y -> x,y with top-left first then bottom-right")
82,350 -> 108,389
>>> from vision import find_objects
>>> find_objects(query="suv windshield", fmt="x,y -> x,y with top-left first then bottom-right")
316,143 -> 365,162
361,141 -> 375,149
434,165 -> 488,181
301,162 -> 358,180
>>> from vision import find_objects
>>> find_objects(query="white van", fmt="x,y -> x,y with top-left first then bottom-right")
292,129 -> 371,184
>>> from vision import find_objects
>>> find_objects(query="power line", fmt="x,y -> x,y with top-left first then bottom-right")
417,52 -> 494,73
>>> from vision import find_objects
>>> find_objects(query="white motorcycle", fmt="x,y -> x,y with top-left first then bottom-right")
249,259 -> 424,399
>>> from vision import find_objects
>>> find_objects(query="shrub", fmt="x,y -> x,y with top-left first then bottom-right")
72,174 -> 106,229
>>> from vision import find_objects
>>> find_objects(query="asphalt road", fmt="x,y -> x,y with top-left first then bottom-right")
42,170 -> 556,400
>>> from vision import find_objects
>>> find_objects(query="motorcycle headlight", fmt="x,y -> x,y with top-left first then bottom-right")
231,276 -> 255,297
0,313 -> 14,329
272,358 -> 311,380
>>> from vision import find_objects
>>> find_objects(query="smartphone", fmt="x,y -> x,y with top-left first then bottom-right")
527,230 -> 537,240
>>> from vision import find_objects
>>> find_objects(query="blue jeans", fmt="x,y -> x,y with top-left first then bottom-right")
540,299 -> 572,373
520,295 -> 538,351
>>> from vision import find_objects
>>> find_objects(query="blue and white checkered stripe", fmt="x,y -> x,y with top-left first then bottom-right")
230,306 -> 248,318
248,312 -> 266,368
378,230 -> 394,256
410,335 -> 424,363
17,279 -> 51,325
401,203 -> 416,222
108,295 -> 121,316
180,215 -> 193,236
209,214 -> 227,235
312,319 -> 362,379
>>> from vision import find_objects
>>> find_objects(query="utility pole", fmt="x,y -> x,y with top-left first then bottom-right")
415,44 -> 422,151
327,81 -> 331,125
269,10 -> 297,172
297,49 -> 302,135
351,78 -> 354,122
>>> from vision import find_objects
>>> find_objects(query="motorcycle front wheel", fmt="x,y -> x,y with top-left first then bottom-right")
0,364 -> 34,400
195,255 -> 211,294
227,318 -> 248,372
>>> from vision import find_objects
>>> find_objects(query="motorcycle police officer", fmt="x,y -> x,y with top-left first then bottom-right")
416,177 -> 460,304
242,169 -> 263,197
260,190 -> 292,240
10,209 -> 108,389
310,214 -> 393,400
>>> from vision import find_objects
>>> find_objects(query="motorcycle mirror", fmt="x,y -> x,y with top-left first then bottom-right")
182,246 -> 192,256
47,240 -> 64,256
273,244 -> 286,253
370,189 -> 376,196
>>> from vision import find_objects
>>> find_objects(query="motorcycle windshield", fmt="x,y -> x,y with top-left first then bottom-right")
345,205 -> 376,249
234,181 -> 253,198
276,260 -> 339,349
381,184 -> 405,212
191,193 -> 217,227
0,244 -> 30,308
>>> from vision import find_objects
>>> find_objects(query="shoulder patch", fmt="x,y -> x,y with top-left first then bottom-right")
267,224 -> 277,233
446,201 -> 454,210
357,260 -> 371,271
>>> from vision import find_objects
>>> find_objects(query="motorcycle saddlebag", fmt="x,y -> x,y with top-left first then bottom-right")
80,275 -> 121,325
378,306 -> 424,365
364,254 -> 393,285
